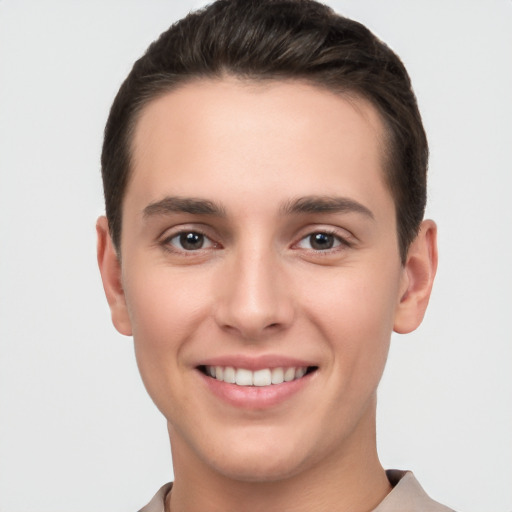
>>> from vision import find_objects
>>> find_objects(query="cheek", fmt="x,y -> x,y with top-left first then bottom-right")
121,266 -> 212,405
302,264 -> 401,380
124,265 -> 209,346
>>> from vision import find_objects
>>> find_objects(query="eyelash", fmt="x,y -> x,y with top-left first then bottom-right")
293,229 -> 352,254
159,228 -> 352,255
161,229 -> 218,254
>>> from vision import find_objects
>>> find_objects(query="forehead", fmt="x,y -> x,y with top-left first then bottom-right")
128,78 -> 391,214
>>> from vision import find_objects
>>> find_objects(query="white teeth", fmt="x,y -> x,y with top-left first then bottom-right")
271,367 -> 284,384
295,367 -> 306,378
284,367 -> 296,382
253,369 -> 272,387
204,365 -> 310,386
223,366 -> 236,384
235,368 -> 253,386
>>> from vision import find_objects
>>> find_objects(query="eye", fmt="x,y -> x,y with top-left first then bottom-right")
166,231 -> 216,251
296,232 -> 344,251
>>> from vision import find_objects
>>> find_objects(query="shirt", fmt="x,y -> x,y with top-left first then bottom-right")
138,469 -> 454,512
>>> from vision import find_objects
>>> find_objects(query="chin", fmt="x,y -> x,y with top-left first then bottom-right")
197,428 -> 320,483
210,451 -> 307,483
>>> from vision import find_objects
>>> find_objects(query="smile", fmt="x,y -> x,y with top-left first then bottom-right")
201,365 -> 317,386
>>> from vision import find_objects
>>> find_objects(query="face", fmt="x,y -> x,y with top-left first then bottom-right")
98,78 -> 433,483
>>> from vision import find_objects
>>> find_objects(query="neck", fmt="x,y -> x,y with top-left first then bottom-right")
166,399 -> 391,512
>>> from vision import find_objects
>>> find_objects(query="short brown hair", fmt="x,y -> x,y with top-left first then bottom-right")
101,0 -> 428,263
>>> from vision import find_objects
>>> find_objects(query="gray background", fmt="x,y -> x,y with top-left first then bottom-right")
0,1 -> 511,511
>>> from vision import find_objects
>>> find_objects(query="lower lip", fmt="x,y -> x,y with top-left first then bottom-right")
198,370 -> 314,409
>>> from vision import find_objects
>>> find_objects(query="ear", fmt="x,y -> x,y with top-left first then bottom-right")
96,216 -> 132,336
394,219 -> 438,334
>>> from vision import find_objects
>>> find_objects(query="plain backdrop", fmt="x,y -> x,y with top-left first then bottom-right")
0,1 -> 511,511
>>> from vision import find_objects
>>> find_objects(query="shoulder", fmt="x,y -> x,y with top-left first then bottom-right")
137,483 -> 172,512
137,473 -> 455,512
372,470 -> 455,512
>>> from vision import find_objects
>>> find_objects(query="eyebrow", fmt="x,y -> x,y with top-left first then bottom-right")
143,196 -> 226,218
280,195 -> 375,219
142,194 -> 374,220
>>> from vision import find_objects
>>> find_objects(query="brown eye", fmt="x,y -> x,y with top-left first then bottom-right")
166,231 -> 215,251
296,231 -> 344,251
309,233 -> 335,250
179,232 -> 205,250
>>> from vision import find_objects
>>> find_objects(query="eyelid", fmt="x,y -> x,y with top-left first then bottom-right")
168,232 -> 216,249
292,226 -> 355,252
158,224 -> 221,253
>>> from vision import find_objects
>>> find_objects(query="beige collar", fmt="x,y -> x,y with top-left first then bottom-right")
138,470 -> 454,512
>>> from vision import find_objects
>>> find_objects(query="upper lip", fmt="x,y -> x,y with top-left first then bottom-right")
196,354 -> 318,371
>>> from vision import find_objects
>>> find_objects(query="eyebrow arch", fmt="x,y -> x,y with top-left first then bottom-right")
281,195 -> 375,219
143,196 -> 226,218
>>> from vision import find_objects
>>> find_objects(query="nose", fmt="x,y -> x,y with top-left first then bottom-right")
213,246 -> 295,341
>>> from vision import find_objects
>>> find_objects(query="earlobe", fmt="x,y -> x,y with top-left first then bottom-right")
393,220 -> 438,334
96,216 -> 133,336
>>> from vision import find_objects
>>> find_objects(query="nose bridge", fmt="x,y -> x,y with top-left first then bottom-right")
214,237 -> 293,339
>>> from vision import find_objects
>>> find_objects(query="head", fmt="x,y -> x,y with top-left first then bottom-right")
97,0 -> 437,493
101,0 -> 428,264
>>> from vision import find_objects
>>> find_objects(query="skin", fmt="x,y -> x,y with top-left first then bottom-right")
97,78 -> 437,512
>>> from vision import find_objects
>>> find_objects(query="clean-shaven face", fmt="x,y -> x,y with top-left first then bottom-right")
118,79 -> 408,481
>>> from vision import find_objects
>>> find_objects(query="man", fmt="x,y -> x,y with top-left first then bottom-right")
97,0 -> 450,510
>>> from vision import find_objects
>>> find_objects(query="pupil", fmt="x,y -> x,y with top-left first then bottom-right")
180,232 -> 204,250
311,233 -> 334,250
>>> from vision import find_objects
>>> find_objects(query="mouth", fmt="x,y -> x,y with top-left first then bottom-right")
198,365 -> 318,387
